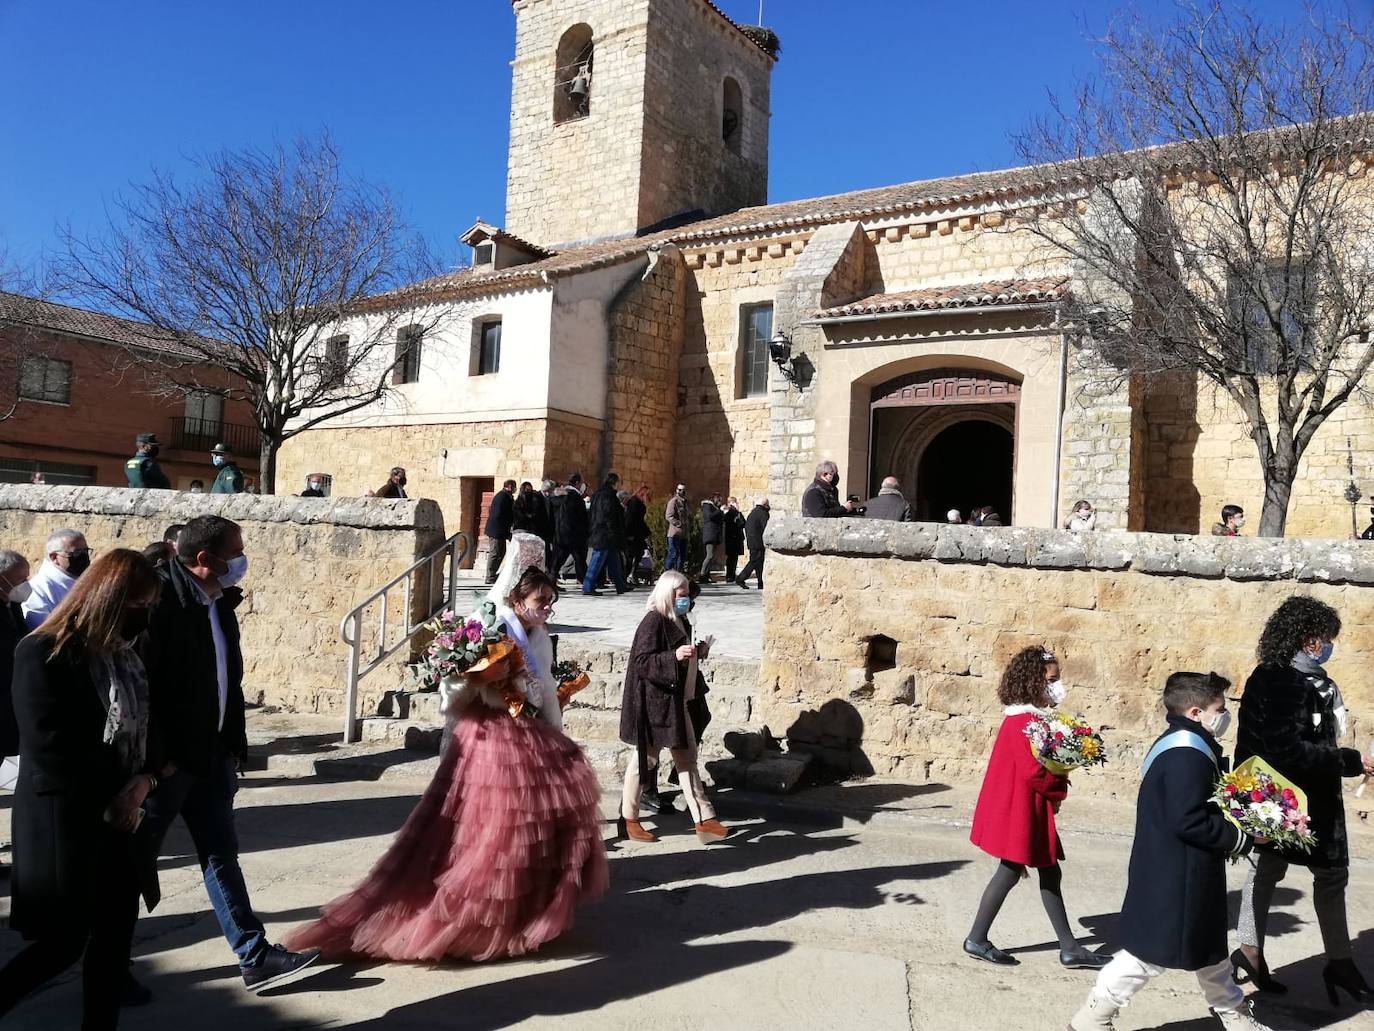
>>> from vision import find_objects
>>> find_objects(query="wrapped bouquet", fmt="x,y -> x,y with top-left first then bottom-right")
415,600 -> 504,690
552,660 -> 591,708
1025,712 -> 1107,775
1212,756 -> 1316,853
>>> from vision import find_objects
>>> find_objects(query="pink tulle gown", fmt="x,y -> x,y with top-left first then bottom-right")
284,703 -> 608,962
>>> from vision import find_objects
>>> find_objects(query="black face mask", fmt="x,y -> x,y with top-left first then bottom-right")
65,552 -> 91,578
121,608 -> 151,640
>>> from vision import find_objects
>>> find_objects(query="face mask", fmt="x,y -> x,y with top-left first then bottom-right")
673,597 -> 691,617
190,487 -> 204,494
1045,679 -> 1067,706
1206,709 -> 1232,738
1234,516 -> 1246,529
121,608 -> 151,640
399,478 -> 407,487
212,455 -> 226,467
1316,641 -> 1334,664
65,551 -> 91,578
4,579 -> 30,605
219,554 -> 249,589
147,446 -> 160,458
307,482 -> 321,492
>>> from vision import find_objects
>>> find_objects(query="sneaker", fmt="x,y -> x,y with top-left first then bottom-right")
241,945 -> 321,992
1068,992 -> 1119,1031
1213,1001 -> 1273,1030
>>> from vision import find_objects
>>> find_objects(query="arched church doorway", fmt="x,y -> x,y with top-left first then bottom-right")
868,367 -> 1020,523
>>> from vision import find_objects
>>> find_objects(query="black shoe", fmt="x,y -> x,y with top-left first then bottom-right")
120,972 -> 152,1007
0,859 -> 9,878
242,945 -> 322,992
963,938 -> 1018,966
1231,948 -> 1287,994
1322,957 -> 1371,1006
735,578 -> 751,589
581,589 -> 602,596
1060,946 -> 1110,970
639,790 -> 663,815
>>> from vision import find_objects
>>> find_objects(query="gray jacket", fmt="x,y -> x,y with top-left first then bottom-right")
863,489 -> 912,522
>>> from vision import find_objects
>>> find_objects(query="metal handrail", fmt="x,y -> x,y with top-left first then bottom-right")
338,532 -> 470,743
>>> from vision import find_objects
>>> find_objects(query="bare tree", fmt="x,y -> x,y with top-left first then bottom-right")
1016,3 -> 1374,536
60,135 -> 451,493
0,242 -> 58,424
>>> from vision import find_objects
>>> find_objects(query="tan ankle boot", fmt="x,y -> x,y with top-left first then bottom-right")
695,818 -> 729,843
618,817 -> 657,842
1068,992 -> 1118,1031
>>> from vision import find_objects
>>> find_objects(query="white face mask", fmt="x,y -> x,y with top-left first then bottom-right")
5,580 -> 31,605
1234,516 -> 1246,529
1206,709 -> 1232,738
1045,679 -> 1067,707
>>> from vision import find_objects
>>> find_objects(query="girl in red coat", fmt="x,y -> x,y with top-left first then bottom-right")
963,647 -> 1109,970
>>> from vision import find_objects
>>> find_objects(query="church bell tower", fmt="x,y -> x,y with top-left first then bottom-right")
504,0 -> 778,248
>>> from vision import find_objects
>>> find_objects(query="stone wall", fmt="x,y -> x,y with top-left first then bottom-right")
0,486 -> 446,719
760,516 -> 1374,796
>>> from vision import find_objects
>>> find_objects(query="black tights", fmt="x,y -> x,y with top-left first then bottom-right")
968,859 -> 1078,950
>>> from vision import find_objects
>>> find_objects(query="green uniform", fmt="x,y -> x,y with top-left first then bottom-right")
211,462 -> 245,494
125,454 -> 171,489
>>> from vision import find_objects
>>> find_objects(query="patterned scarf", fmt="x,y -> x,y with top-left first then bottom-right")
90,645 -> 150,775
1291,650 -> 1348,738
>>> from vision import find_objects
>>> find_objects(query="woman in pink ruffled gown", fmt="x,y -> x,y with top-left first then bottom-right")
285,567 -> 607,962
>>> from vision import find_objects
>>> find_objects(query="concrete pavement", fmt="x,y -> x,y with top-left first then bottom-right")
1,752 -> 1369,1030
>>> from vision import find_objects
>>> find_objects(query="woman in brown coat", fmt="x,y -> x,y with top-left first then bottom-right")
618,570 -> 728,844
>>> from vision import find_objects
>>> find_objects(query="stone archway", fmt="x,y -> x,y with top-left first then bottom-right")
868,368 -> 1021,521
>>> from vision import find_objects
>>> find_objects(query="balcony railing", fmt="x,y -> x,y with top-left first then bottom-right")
167,416 -> 260,458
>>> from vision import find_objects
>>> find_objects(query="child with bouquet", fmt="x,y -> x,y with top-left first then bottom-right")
1067,672 -> 1271,1030
965,647 -> 1108,970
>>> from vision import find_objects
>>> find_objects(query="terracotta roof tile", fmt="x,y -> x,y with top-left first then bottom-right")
0,290 -> 222,359
813,276 -> 1071,320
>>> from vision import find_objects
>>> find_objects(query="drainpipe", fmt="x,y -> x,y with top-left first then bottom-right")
1051,310 -> 1069,530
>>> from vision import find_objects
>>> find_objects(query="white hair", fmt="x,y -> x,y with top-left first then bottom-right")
946,509 -> 961,522
646,570 -> 690,619
45,528 -> 83,556
816,460 -> 838,477
0,549 -> 26,576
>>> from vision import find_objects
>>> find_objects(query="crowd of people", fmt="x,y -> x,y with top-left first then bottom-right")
478,473 -> 772,593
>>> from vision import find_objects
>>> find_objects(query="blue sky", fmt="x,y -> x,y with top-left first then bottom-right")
0,0 -> 1325,272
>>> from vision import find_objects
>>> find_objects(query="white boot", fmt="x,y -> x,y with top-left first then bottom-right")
1213,1000 -> 1273,1030
1068,992 -> 1119,1031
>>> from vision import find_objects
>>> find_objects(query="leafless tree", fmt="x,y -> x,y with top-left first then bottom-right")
60,134 -> 451,493
0,242 -> 58,424
1016,3 -> 1374,536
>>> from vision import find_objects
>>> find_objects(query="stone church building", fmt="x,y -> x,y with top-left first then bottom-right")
279,0 -> 1372,543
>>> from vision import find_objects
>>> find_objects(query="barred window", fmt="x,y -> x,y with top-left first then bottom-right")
18,356 -> 71,404
738,303 -> 773,398
393,327 -> 423,385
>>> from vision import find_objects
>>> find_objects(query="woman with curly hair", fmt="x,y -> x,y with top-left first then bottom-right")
964,647 -> 1107,970
1232,595 -> 1374,1005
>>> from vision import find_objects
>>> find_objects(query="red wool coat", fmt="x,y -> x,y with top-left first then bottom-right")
969,710 -> 1070,868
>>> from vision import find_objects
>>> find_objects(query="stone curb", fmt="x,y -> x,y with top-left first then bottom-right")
764,516 -> 1374,584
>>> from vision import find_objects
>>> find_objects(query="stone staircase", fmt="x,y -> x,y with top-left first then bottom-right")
356,638 -> 763,786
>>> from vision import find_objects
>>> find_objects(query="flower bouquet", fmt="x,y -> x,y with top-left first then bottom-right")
1025,713 -> 1107,775
552,660 -> 591,708
1212,756 -> 1316,853
414,599 -> 505,691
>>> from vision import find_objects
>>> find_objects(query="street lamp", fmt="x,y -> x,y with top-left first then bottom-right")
1345,436 -> 1362,539
769,330 -> 798,384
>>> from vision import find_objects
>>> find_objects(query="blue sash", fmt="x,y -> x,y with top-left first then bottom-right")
1140,729 -> 1218,779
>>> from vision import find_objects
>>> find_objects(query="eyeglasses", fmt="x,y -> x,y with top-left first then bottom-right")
65,548 -> 93,558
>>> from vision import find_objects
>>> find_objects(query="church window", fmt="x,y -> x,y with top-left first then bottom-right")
737,303 -> 773,398
18,356 -> 71,404
722,77 -> 743,153
472,319 -> 502,376
393,326 -> 423,385
554,25 -> 594,125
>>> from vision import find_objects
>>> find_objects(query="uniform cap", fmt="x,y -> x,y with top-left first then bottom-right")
136,433 -> 160,445
210,443 -> 233,455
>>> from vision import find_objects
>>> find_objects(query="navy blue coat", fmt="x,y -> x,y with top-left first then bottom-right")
1116,716 -> 1251,970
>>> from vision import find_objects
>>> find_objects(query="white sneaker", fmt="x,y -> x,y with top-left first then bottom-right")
1213,1000 -> 1273,1030
1068,993 -> 1119,1031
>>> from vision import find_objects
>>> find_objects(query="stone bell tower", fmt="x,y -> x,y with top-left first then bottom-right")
504,0 -> 778,248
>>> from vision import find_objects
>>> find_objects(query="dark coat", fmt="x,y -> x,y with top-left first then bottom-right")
700,501 -> 724,544
619,610 -> 711,755
587,482 -> 626,551
863,490 -> 912,522
744,505 -> 770,553
1237,662 -> 1364,868
9,635 -> 143,936
801,476 -> 846,518
535,492 -> 555,543
210,461 -> 244,494
1117,716 -> 1251,970
624,496 -> 649,547
512,491 -> 541,534
555,490 -> 589,548
485,489 -> 515,540
0,600 -> 27,756
300,487 -> 325,498
723,508 -> 746,555
142,559 -> 248,779
125,454 -> 171,489
375,479 -> 407,499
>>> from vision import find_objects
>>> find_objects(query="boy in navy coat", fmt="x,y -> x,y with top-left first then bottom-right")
1068,672 -> 1272,1030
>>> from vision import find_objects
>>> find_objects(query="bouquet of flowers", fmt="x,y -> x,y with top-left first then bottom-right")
1025,713 -> 1107,775
415,599 -> 504,691
1212,756 -> 1316,853
552,660 -> 591,708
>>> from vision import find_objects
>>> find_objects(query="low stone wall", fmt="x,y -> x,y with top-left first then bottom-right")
761,517 -> 1374,796
0,486 -> 446,719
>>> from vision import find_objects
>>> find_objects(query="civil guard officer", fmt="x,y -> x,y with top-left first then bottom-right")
125,433 -> 172,489
209,443 -> 245,494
